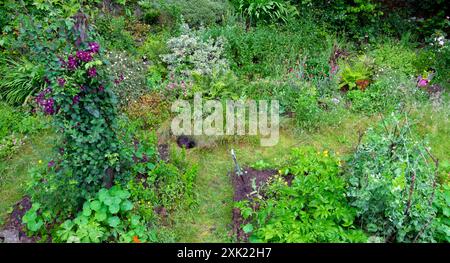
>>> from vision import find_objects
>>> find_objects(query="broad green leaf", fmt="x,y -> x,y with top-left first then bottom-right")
82,202 -> 92,217
90,200 -> 102,211
243,223 -> 254,234
107,216 -> 120,228
120,200 -> 133,212
109,203 -> 120,214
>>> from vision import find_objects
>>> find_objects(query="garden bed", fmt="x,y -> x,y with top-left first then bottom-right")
230,168 -> 281,242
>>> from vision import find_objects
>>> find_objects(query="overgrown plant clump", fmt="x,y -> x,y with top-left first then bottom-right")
346,113 -> 439,242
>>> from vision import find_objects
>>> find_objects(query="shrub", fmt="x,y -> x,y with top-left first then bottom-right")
346,113 -> 439,242
296,0 -> 383,40
35,39 -> 124,198
166,0 -> 231,27
338,55 -> 374,92
124,92 -> 171,130
293,84 -> 323,129
104,50 -> 149,107
161,24 -> 229,81
370,41 -> 418,77
346,69 -> 420,114
237,147 -> 367,243
428,33 -> 450,89
95,15 -> 136,52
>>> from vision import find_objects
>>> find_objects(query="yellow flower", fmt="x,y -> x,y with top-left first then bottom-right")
38,160 -> 43,164
323,150 -> 329,157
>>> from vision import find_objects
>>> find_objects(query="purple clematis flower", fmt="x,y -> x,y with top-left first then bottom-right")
88,42 -> 100,53
87,67 -> 97,78
67,55 -> 78,70
76,50 -> 93,62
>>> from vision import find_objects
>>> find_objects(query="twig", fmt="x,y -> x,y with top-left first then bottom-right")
424,147 -> 439,206
231,149 -> 243,177
404,171 -> 416,216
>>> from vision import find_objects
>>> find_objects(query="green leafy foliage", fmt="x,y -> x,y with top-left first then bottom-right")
0,58 -> 46,105
234,0 -> 299,25
338,56 -> 373,91
164,0 -> 231,28
293,84 -> 322,130
47,47 -> 124,196
55,185 -> 157,243
238,147 -> 367,243
22,203 -> 44,233
346,114 -> 438,242
95,15 -> 136,52
0,103 -> 45,161
432,185 -> 450,242
204,21 -> 333,80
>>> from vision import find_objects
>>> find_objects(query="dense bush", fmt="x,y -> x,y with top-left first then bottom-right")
427,33 -> 450,89
370,40 -> 420,78
346,69 -> 420,114
432,185 -> 450,242
237,147 -> 367,243
346,114 -> 438,242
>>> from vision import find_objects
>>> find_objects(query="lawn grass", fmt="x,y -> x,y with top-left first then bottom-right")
0,130 -> 54,225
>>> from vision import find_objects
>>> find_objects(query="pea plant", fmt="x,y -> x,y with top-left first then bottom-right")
346,113 -> 439,242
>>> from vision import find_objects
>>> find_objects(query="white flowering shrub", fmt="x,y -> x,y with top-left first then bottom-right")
105,51 -> 150,107
160,24 -> 229,80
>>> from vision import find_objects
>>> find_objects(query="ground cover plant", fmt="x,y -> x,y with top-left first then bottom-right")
0,0 -> 449,244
